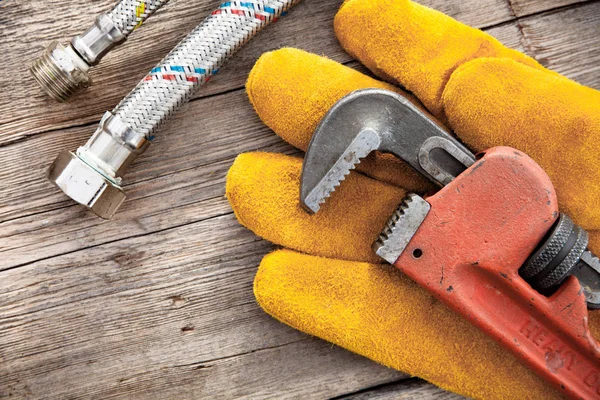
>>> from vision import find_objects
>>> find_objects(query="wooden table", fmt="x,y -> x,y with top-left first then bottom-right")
1,0 -> 598,398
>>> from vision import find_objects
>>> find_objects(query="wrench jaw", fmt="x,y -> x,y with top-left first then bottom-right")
299,89 -> 392,214
300,88 -> 407,214
373,194 -> 431,264
300,88 -> 475,214
575,251 -> 600,309
300,128 -> 381,213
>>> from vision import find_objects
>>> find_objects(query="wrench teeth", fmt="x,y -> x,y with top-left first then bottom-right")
316,154 -> 360,205
303,130 -> 378,213
373,194 -> 431,264
376,196 -> 413,245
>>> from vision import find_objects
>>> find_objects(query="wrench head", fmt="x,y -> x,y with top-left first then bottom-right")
300,89 -> 475,213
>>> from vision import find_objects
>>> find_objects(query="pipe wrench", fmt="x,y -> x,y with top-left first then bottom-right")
300,88 -> 600,399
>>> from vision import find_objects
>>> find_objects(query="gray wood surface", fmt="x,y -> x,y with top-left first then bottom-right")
1,0 -> 598,398
333,378 -> 465,400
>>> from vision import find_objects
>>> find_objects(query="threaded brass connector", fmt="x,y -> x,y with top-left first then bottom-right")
31,42 -> 91,102
31,13 -> 125,102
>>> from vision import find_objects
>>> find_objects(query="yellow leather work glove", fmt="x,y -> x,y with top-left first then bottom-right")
226,0 -> 600,398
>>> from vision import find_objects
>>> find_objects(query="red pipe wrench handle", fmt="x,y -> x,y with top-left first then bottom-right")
393,147 -> 600,399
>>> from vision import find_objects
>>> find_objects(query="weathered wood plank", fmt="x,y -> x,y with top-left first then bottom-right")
334,378 -> 466,399
508,0 -> 590,17
519,0 -> 600,88
91,339 -> 402,399
0,0 -> 513,145
420,0 -> 512,27
487,19 -> 527,52
0,214 -> 404,399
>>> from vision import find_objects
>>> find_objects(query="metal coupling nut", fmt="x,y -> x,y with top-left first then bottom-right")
48,151 -> 126,219
31,13 -> 125,102
47,112 -> 150,219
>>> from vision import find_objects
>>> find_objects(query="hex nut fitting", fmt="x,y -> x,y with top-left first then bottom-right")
48,151 -> 126,219
30,42 -> 91,102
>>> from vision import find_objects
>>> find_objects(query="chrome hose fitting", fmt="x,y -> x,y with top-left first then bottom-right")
31,1 -> 169,102
48,112 -> 148,219
31,13 -> 125,102
48,0 -> 300,219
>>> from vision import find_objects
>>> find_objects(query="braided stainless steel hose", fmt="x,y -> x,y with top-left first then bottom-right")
31,0 -> 169,102
48,0 -> 301,219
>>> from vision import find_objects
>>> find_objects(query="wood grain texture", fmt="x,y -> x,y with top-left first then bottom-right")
334,378 -> 466,399
519,1 -> 600,87
508,0 -> 590,16
0,214 -> 405,399
0,0 -> 598,398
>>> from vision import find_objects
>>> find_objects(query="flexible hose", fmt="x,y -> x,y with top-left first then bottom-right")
113,0 -> 300,138
108,0 -> 170,36
49,0 -> 302,218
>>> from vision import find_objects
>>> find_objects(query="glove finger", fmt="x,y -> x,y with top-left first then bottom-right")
443,58 -> 600,230
247,47 -> 434,193
333,0 -> 545,120
255,248 -> 573,400
226,152 -> 405,263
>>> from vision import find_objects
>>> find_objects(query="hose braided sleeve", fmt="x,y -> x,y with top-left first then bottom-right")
112,0 -> 300,139
108,0 -> 170,36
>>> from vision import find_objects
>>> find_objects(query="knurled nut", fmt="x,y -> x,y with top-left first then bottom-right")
537,227 -> 589,289
521,213 -> 574,278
